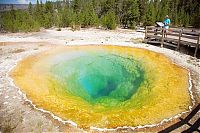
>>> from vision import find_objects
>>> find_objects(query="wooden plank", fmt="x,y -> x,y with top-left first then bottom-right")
146,40 -> 161,45
147,28 -> 199,38
194,34 -> 200,57
180,40 -> 197,47
164,37 -> 179,43
146,26 -> 155,31
182,31 -> 199,36
147,30 -> 155,33
147,30 -> 162,35
146,26 -> 155,29
177,30 -> 182,50
146,35 -> 162,40
167,32 -> 180,37
163,42 -> 178,48
170,28 -> 182,33
147,27 -> 163,32
181,34 -> 198,40
165,32 -> 197,40
170,29 -> 199,36
147,35 -> 196,47
147,40 -> 178,48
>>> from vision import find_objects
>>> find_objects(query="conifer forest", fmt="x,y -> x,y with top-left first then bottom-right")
0,0 -> 199,32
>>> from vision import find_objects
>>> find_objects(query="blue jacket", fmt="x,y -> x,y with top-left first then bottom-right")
163,18 -> 171,28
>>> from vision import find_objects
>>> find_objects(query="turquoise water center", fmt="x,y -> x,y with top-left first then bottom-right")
50,52 -> 144,107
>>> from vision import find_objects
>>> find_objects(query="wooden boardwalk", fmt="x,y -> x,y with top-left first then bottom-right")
159,104 -> 200,133
143,27 -> 200,132
144,26 -> 200,57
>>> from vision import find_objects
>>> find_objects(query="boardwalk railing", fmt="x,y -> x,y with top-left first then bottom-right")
158,104 -> 200,133
144,26 -> 200,57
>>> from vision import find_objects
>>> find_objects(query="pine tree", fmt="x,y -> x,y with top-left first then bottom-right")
174,12 -> 178,26
153,0 -> 160,21
102,10 -> 117,30
183,13 -> 190,27
101,0 -> 116,14
80,2 -> 98,27
138,0 -> 148,24
190,0 -> 200,28
121,0 -> 139,28
145,0 -> 155,26
28,2 -> 33,15
72,0 -> 82,13
178,7 -> 185,26
35,0 -> 40,17
159,0 -> 169,21
10,5 -> 16,32
34,0 -> 41,25
43,1 -> 54,28
61,4 -> 73,27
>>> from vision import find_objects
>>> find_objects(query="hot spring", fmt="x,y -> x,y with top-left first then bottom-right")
11,45 -> 191,129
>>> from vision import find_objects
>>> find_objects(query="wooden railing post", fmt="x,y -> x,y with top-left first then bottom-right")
145,26 -> 147,38
144,26 -> 147,43
176,30 -> 182,51
161,28 -> 164,48
194,33 -> 200,57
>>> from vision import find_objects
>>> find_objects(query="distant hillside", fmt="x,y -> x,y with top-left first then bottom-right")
0,4 -> 32,12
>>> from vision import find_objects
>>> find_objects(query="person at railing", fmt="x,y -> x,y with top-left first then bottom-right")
163,15 -> 171,37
